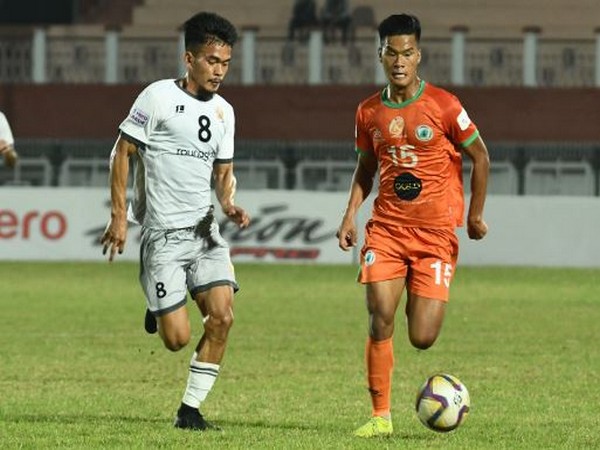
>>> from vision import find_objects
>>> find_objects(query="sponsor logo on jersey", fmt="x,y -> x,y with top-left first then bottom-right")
364,250 -> 376,266
415,124 -> 434,141
388,116 -> 405,138
129,108 -> 149,126
457,108 -> 471,131
394,172 -> 422,201
176,148 -> 217,162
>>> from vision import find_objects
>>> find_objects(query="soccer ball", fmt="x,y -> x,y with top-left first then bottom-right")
415,373 -> 470,432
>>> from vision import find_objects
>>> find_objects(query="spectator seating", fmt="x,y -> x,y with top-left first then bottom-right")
127,0 -> 600,39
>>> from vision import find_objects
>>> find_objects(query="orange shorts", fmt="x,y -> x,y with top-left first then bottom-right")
358,221 -> 459,301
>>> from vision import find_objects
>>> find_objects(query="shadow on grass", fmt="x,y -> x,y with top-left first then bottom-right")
5,414 -> 320,432
4,413 -> 165,425
5,413 -> 441,443
216,418 -> 319,431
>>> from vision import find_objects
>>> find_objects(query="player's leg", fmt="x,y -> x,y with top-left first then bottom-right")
193,285 -> 234,362
174,285 -> 234,431
367,279 -> 405,340
354,221 -> 407,438
156,307 -> 191,351
174,225 -> 238,431
139,228 -> 191,351
354,278 -> 405,438
404,227 -> 458,350
405,293 -> 445,349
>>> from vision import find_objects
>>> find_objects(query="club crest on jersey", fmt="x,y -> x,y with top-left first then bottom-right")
364,250 -> 376,266
388,116 -> 405,138
415,125 -> 433,142
372,128 -> 384,142
216,107 -> 225,122
129,108 -> 149,126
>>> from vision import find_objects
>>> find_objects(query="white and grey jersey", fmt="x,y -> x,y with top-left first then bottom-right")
119,79 -> 235,230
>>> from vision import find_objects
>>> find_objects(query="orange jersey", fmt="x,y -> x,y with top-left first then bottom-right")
355,80 -> 479,228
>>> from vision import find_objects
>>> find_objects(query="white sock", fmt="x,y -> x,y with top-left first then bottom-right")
181,353 -> 220,409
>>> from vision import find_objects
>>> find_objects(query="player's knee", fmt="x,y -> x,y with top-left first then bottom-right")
409,333 -> 437,350
205,311 -> 234,338
210,311 -> 234,330
163,337 -> 189,352
161,330 -> 191,352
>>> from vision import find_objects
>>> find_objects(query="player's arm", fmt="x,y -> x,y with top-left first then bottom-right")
337,150 -> 378,251
0,139 -> 18,168
101,133 -> 138,261
213,161 -> 250,229
462,134 -> 489,240
0,112 -> 18,168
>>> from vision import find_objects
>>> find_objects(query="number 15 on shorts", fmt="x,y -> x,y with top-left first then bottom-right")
430,260 -> 452,287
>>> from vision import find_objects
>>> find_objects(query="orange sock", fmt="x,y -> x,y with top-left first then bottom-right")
365,337 -> 394,417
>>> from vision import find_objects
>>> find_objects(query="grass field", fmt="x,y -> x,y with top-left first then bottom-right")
1,262 -> 599,449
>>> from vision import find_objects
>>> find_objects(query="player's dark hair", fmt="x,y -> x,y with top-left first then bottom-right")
183,12 -> 238,51
378,14 -> 421,44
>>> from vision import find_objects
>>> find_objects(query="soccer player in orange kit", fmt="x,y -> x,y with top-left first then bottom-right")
336,14 -> 489,437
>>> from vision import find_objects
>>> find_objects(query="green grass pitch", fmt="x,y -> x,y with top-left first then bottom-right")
1,262 -> 599,449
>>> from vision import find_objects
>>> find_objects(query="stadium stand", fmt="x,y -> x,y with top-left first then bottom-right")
73,0 -> 142,26
1,1 -> 600,195
125,0 -> 600,39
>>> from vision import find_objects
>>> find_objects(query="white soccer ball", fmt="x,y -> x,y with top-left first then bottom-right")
415,373 -> 470,432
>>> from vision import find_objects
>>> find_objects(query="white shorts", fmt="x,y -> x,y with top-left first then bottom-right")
139,219 -> 238,316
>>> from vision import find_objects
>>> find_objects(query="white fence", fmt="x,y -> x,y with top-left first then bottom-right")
2,27 -> 600,86
1,188 -> 599,267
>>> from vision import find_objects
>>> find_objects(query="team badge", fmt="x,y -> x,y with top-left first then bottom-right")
415,125 -> 433,141
216,107 -> 225,122
388,116 -> 405,138
364,250 -> 376,266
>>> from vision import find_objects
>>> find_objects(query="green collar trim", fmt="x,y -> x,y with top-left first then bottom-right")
381,80 -> 425,108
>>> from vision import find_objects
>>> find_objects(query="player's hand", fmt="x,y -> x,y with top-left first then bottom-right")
336,219 -> 357,251
467,216 -> 488,240
223,205 -> 250,229
100,216 -> 128,262
0,140 -> 17,168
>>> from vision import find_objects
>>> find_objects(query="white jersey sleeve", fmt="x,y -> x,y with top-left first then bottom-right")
119,86 -> 159,145
0,112 -> 15,145
216,104 -> 235,161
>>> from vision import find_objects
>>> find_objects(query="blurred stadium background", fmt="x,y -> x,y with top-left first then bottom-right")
1,0 -> 599,265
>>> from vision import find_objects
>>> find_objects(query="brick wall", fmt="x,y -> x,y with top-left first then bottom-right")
1,84 -> 599,142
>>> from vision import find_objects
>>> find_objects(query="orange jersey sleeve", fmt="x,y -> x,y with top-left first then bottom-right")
354,81 -> 478,228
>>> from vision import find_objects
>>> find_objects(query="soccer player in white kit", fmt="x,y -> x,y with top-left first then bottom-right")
101,12 -> 250,431
0,111 -> 18,168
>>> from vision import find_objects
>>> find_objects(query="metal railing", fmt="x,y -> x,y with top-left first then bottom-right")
2,138 -> 600,196
2,26 -> 600,86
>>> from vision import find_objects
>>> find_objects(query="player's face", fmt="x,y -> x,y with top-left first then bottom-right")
185,39 -> 232,95
380,34 -> 421,91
